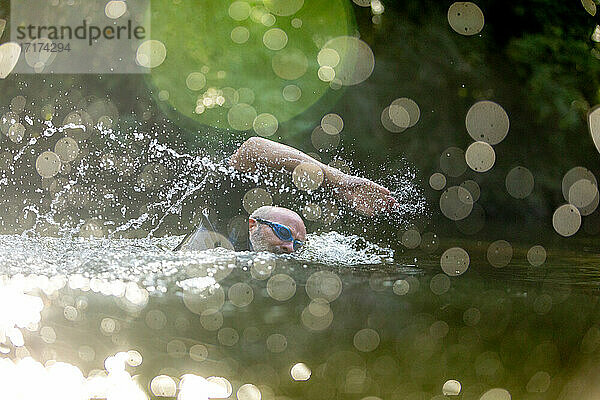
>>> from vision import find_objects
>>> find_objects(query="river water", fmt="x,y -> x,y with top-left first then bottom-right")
1,232 -> 600,400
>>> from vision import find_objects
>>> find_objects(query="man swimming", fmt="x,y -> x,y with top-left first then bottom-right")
175,136 -> 398,253
246,205 -> 306,254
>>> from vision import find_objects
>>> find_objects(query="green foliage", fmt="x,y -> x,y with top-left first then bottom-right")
507,33 -> 598,129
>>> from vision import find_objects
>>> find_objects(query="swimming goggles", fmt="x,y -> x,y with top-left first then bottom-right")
253,218 -> 304,251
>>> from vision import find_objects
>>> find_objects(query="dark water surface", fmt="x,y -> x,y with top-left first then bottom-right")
1,233 -> 600,400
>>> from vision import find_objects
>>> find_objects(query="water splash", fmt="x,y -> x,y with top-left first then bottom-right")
0,106 -> 427,258
296,231 -> 395,266
0,231 -> 396,282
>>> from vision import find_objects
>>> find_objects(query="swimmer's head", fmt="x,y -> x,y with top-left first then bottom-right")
248,206 -> 306,254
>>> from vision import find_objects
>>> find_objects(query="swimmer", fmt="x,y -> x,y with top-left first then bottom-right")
175,137 -> 398,253
246,205 -> 306,254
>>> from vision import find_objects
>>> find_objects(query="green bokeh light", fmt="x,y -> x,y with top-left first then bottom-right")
148,0 -> 357,133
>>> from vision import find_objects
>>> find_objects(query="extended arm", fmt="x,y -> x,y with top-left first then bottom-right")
229,137 -> 398,216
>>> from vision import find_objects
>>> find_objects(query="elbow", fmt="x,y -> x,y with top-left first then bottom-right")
238,136 -> 269,156
243,136 -> 268,148
237,137 -> 265,155
230,136 -> 266,170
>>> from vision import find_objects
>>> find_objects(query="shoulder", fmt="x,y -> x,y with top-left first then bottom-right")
173,225 -> 249,252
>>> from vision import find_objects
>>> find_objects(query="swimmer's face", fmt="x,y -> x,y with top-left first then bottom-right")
249,207 -> 306,254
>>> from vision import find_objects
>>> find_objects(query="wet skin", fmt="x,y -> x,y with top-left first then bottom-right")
249,207 -> 306,254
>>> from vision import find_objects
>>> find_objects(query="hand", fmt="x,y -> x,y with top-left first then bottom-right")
334,173 -> 399,217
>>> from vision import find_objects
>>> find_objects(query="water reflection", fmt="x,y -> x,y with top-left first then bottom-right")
1,234 -> 600,399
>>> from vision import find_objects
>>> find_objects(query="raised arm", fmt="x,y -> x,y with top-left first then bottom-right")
229,136 -> 341,184
229,137 -> 398,216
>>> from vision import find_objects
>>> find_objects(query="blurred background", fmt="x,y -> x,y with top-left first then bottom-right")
0,0 -> 599,245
